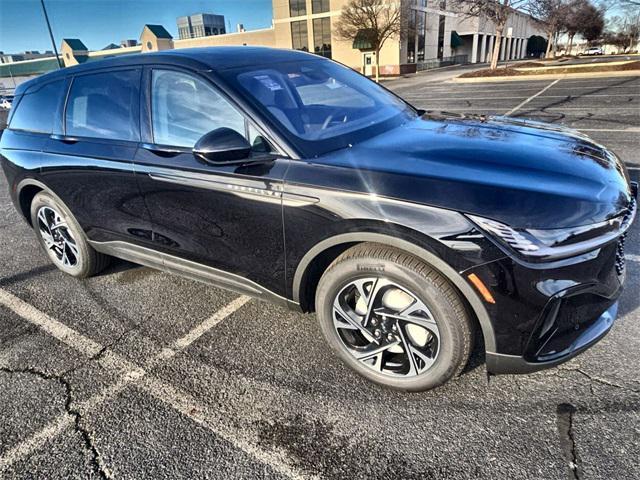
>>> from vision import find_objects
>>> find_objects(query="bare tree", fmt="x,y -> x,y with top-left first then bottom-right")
611,0 -> 640,6
335,0 -> 406,82
456,1 -> 531,70
561,0 -> 605,54
527,0 -> 570,58
563,0 -> 585,55
603,30 -> 631,52
578,3 -> 605,45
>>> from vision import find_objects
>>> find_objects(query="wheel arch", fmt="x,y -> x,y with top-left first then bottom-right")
16,178 -> 55,225
16,179 -> 72,226
292,232 -> 497,353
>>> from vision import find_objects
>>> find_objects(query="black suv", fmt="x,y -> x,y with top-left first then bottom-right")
1,48 -> 636,391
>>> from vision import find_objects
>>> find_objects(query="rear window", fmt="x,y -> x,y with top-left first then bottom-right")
9,80 -> 64,133
65,69 -> 140,141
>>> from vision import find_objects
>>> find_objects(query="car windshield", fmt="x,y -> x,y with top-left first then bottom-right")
220,58 -> 417,156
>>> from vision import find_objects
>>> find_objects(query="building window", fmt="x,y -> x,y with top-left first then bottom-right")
289,0 -> 307,17
407,10 -> 416,63
437,15 -> 446,59
417,10 -> 426,62
312,0 -> 330,14
313,17 -> 332,58
291,20 -> 309,51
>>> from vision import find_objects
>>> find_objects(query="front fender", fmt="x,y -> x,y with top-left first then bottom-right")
291,231 -> 498,353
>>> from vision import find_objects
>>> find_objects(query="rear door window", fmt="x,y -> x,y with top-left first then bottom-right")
9,79 -> 64,133
65,69 -> 141,141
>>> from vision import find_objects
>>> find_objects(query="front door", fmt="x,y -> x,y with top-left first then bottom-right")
363,52 -> 374,77
133,67 -> 288,298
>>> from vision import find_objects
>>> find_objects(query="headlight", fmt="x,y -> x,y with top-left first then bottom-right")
468,200 -> 636,262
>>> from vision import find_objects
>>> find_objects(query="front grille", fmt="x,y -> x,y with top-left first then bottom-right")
616,233 -> 626,276
621,196 -> 636,231
616,196 -> 636,277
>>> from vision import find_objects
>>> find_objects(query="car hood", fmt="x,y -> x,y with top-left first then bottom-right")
319,112 -> 634,229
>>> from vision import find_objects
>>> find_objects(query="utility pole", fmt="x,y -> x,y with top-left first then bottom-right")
40,0 -> 63,68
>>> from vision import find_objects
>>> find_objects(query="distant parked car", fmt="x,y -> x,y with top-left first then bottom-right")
0,95 -> 13,109
582,47 -> 604,56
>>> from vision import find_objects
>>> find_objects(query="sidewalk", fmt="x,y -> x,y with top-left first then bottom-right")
382,58 -> 535,87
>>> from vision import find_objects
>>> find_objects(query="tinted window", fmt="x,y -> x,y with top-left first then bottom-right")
313,17 -> 332,58
66,70 -> 140,141
291,20 -> 309,52
151,70 -> 246,148
312,0 -> 330,14
289,0 -> 306,16
9,80 -> 64,133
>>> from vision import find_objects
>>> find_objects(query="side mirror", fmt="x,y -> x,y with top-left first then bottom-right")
193,128 -> 252,164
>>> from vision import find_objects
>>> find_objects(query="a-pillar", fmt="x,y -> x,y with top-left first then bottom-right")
480,34 -> 487,63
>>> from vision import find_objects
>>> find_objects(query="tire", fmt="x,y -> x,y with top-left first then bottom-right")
315,243 -> 473,392
30,191 -> 110,278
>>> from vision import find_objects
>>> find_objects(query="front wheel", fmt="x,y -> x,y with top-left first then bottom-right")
315,244 -> 474,392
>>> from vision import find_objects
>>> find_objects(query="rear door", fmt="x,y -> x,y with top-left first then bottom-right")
41,68 -> 154,246
133,66 -> 289,297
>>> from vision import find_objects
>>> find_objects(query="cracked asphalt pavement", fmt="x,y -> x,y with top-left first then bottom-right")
1,74 -> 639,479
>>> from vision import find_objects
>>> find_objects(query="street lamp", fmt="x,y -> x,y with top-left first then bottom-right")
40,0 -> 63,69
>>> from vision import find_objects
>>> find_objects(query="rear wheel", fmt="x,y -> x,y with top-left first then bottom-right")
30,192 -> 110,278
315,243 -> 473,392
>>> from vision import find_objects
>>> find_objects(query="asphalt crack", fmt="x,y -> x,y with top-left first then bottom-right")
559,367 -> 640,394
0,366 -> 113,479
556,403 -> 581,480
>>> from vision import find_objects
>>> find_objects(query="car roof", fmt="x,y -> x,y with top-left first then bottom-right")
14,47 -> 320,95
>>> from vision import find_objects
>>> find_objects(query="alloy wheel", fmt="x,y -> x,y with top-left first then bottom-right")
332,278 -> 440,377
36,206 -> 80,269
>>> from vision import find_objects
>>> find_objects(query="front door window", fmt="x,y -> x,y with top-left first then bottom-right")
151,69 -> 246,148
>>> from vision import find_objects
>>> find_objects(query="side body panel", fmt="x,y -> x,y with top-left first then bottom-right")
0,130 -> 47,213
40,138 -> 153,245
133,153 -> 290,297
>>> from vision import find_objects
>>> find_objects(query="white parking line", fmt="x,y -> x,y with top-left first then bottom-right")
578,128 -> 640,132
414,107 -> 640,111
0,288 -> 104,358
627,255 -> 640,263
403,92 -> 640,102
417,83 -> 639,92
0,291 -> 314,479
137,377 -> 318,480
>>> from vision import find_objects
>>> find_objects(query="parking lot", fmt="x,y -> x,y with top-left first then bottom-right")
1,74 -> 639,479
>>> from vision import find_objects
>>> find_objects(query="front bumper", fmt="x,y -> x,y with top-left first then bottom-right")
463,237 -> 625,375
486,302 -> 617,374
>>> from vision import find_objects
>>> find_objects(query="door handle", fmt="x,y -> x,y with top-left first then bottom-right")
50,134 -> 79,144
141,143 -> 189,156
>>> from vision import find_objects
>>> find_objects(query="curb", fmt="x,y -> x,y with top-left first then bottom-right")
451,69 -> 640,83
